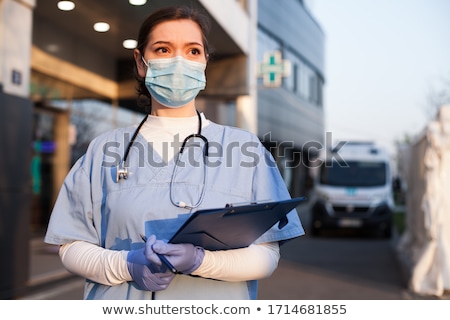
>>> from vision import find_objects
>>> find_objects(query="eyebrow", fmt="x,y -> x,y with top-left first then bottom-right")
151,40 -> 204,47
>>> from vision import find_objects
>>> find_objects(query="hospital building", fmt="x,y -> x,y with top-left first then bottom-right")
0,0 -> 324,298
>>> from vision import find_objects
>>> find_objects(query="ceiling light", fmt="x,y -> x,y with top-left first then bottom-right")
57,1 -> 75,11
129,0 -> 147,5
123,39 -> 138,49
93,22 -> 110,33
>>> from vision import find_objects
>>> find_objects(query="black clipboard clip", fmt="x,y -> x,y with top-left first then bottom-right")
225,199 -> 273,208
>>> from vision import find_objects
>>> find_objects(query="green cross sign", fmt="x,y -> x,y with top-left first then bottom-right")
257,51 -> 291,87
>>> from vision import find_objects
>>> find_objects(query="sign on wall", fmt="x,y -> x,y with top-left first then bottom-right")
257,51 -> 291,87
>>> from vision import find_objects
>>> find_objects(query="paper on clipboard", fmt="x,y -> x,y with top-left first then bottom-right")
169,197 -> 306,251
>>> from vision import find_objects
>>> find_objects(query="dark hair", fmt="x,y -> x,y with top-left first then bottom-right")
134,6 -> 212,110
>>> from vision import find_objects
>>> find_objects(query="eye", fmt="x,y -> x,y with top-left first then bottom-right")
190,48 -> 201,55
155,47 -> 169,54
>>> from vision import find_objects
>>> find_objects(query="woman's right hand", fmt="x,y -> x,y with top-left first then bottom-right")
126,235 -> 176,291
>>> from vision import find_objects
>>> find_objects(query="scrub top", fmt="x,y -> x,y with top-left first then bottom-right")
45,120 -> 304,300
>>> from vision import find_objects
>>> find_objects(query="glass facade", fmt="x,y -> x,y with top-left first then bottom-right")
257,29 -> 323,107
51,99 -> 141,165
30,71 -> 142,231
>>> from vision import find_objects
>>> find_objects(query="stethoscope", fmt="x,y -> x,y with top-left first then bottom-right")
116,110 -> 209,210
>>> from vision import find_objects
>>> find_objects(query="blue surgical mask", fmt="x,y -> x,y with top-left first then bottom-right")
143,56 -> 206,108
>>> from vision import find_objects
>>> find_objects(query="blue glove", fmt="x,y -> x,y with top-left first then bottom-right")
148,240 -> 205,274
127,235 -> 176,291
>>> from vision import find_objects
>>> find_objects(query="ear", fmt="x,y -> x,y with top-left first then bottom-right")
134,49 -> 147,78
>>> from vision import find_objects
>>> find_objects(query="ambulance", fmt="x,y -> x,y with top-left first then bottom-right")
310,141 -> 394,237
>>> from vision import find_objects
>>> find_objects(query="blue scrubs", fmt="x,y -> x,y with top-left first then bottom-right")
45,121 -> 304,299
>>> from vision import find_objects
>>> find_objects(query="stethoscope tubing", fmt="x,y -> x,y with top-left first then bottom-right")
116,110 -> 208,210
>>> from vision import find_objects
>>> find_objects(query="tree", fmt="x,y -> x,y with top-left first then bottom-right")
70,102 -> 101,165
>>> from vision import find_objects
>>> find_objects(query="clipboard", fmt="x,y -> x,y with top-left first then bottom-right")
169,196 -> 306,250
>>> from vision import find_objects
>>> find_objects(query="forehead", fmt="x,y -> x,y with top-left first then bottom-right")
149,19 -> 203,44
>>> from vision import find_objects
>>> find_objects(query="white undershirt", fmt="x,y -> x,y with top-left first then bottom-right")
139,113 -> 210,162
59,241 -> 279,285
59,113 -> 280,286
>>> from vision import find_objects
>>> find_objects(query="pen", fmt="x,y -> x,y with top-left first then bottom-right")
139,233 -> 178,273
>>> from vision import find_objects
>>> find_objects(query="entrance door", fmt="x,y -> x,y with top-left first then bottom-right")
31,106 -> 70,233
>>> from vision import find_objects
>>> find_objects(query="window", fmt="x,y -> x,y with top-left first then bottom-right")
320,161 -> 387,187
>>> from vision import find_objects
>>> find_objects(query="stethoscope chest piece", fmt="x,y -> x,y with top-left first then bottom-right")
116,163 -> 128,182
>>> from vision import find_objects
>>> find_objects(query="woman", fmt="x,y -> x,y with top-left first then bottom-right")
44,6 -> 304,300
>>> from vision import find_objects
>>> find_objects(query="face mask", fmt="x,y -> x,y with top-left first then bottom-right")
143,56 -> 206,108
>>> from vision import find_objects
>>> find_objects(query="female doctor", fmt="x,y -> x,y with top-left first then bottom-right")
44,6 -> 304,300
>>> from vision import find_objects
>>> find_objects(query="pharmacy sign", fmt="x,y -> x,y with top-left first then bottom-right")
257,51 -> 291,87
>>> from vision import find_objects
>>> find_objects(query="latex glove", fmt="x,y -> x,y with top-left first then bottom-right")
127,235 -> 175,291
149,240 -> 205,274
